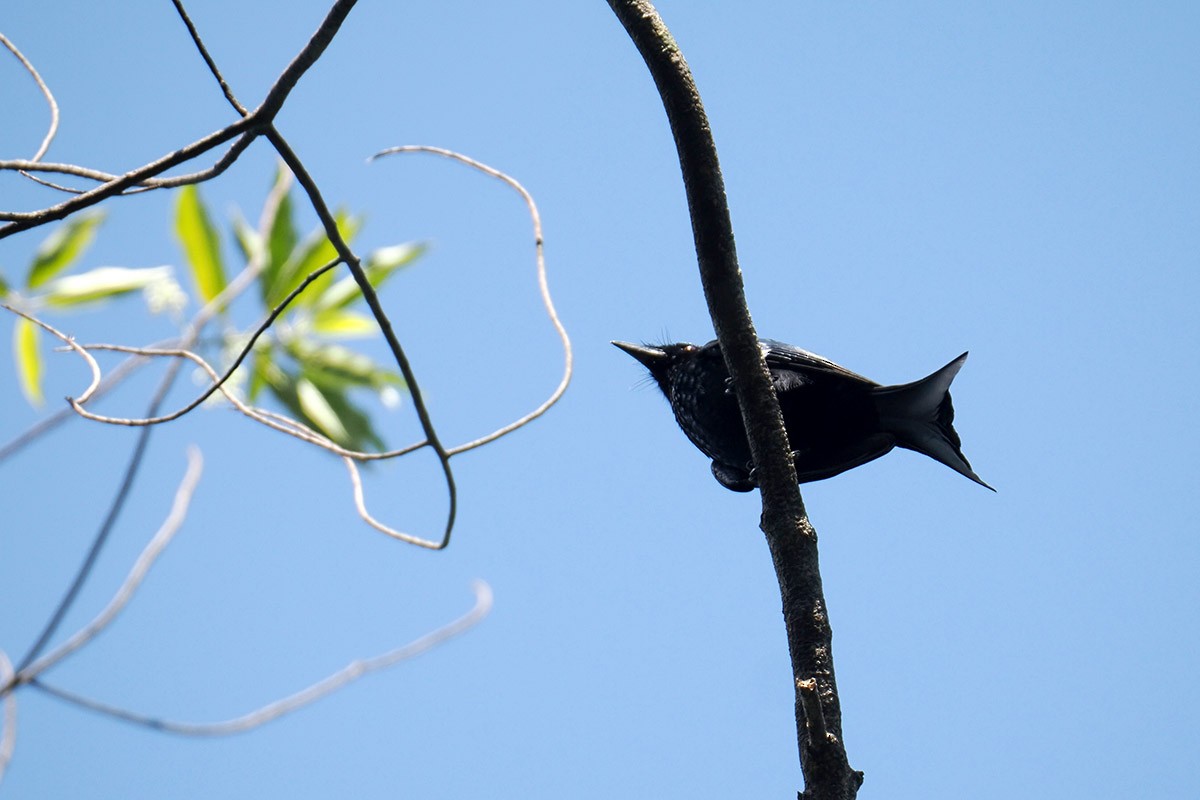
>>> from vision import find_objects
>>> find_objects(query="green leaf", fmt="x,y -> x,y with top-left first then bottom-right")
42,266 -> 172,308
302,369 -> 386,452
259,359 -> 302,413
258,350 -> 387,451
368,242 -> 426,274
0,272 -> 10,296
295,376 -> 350,445
314,242 -> 425,312
231,211 -> 265,270
14,317 -> 43,406
175,185 -> 226,303
285,339 -> 403,391
266,210 -> 360,309
264,186 -> 297,297
27,212 -> 105,289
248,346 -> 272,403
311,308 -> 378,338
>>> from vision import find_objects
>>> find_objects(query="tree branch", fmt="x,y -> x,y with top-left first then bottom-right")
604,3 -> 861,797
0,0 -> 359,235
27,580 -> 492,736
16,448 -> 204,684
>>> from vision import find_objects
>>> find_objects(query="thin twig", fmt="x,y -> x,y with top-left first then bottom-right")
0,303 -> 103,403
29,580 -> 492,736
0,134 -> 255,194
344,457 -> 445,549
169,0 -> 248,116
0,348 -> 149,463
0,651 -> 15,784
17,448 -> 204,683
14,401 -> 163,673
371,146 -> 573,457
0,161 -> 117,181
251,0 -> 359,124
0,33 -> 59,162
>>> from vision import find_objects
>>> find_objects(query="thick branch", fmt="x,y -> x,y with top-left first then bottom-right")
605,3 -> 860,797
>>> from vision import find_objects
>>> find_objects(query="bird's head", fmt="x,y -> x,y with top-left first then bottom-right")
612,340 -> 700,394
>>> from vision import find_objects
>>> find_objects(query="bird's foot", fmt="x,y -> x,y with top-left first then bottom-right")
711,460 -> 756,492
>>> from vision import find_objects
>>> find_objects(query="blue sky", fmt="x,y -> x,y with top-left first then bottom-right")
2,2 -> 1197,797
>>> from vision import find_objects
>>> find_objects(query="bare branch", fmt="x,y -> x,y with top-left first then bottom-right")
0,161 -> 117,182
169,0 -> 248,116
0,133 -> 255,196
0,32 -> 60,162
371,146 -> 574,457
29,581 -> 492,736
0,349 -> 149,463
344,456 -> 446,549
0,122 -> 258,231
16,448 -> 204,684
0,651 -> 15,784
252,0 -> 359,124
606,2 -> 859,797
0,303 -> 103,404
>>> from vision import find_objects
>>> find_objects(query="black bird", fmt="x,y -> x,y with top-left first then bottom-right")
614,339 -> 992,491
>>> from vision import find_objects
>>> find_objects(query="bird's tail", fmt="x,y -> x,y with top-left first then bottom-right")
872,353 -> 994,490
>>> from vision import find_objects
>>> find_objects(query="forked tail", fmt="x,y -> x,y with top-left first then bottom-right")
872,353 -> 994,490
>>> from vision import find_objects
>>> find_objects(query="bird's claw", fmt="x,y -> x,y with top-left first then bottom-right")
711,460 -> 756,492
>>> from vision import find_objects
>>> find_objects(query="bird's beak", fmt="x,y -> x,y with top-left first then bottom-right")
612,341 -> 667,370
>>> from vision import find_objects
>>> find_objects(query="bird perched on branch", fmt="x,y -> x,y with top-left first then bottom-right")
614,339 -> 992,492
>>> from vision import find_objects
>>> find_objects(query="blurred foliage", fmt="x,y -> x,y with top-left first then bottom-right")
2,168 -> 424,452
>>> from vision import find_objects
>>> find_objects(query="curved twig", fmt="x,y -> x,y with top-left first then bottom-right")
0,303 -> 103,404
0,32 -> 78,200
344,457 -> 443,549
370,146 -> 573,457
0,31 -> 60,162
0,344 -> 150,463
29,581 -> 492,736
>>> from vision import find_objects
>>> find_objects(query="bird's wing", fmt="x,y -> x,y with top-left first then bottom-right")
760,341 -> 879,386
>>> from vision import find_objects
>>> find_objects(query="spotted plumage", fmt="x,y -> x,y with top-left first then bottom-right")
614,339 -> 992,491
